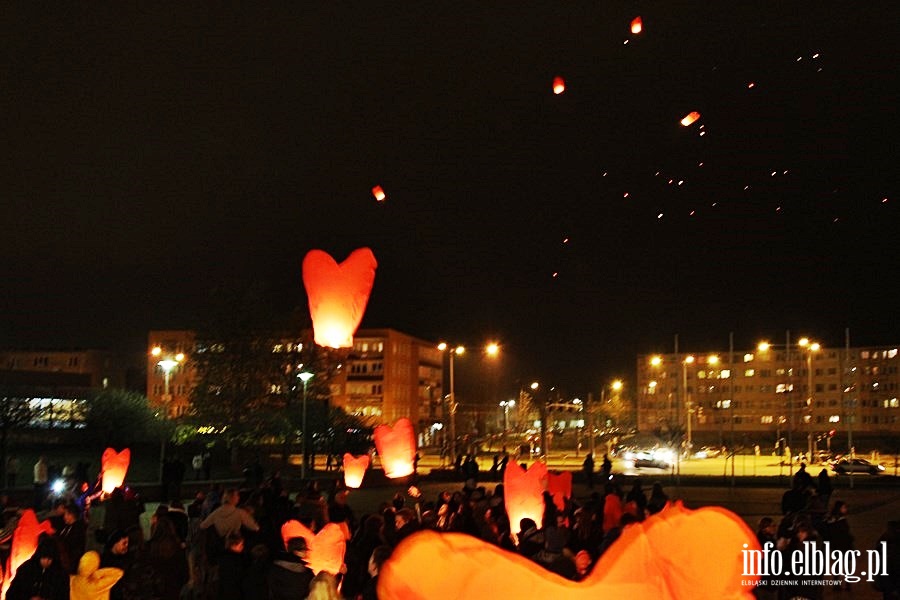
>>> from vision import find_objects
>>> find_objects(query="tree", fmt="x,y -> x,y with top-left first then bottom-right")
0,386 -> 37,485
83,388 -> 169,449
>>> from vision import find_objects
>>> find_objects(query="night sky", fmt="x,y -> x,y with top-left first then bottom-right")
2,4 -> 899,397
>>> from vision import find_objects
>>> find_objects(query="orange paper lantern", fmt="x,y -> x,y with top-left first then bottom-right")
546,470 -> 572,512
552,76 -> 566,95
3,509 -> 55,597
680,111 -> 701,126
302,248 -> 378,349
503,461 -> 548,532
631,16 -> 643,34
342,453 -> 370,488
280,520 -> 347,576
373,418 -> 417,478
378,503 -> 760,600
372,185 -> 386,202
101,447 -> 131,494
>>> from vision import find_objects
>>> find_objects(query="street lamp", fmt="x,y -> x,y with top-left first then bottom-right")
499,399 -> 515,432
798,338 -> 821,461
438,341 -> 500,462
153,347 -> 186,413
298,370 -> 314,481
682,355 -> 695,457
593,380 -> 623,456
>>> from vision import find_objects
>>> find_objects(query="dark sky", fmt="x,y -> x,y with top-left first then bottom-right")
2,3 -> 899,397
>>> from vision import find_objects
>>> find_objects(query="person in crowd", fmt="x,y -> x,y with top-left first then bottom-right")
34,455 -> 49,509
57,503 -> 88,574
201,489 -> 260,539
360,545 -> 392,600
267,537 -> 313,600
217,533 -> 247,600
625,480 -> 648,517
647,481 -> 668,515
582,453 -> 595,489
70,551 -> 123,600
242,543 -> 270,600
167,500 -> 190,543
306,572 -> 342,600
145,515 -> 189,600
392,508 -> 419,544
100,530 -> 135,600
816,468 -> 832,506
874,520 -> 900,599
7,538 -> 70,600
792,462 -> 814,491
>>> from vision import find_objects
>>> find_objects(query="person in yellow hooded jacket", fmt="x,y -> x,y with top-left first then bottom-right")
70,551 -> 123,600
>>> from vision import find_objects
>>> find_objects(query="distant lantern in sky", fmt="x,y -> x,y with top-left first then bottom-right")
373,418 -> 417,478
680,111 -> 701,126
101,447 -> 131,494
630,16 -> 643,34
372,185 -> 386,202
342,453 -> 369,488
302,248 -> 378,348
552,76 -> 566,95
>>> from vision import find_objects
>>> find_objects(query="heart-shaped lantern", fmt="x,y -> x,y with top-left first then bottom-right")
302,248 -> 377,349
373,418 -> 417,478
101,447 -> 131,494
546,470 -> 572,512
3,509 -> 56,597
343,453 -> 370,488
280,520 -> 347,576
503,460 -> 548,533
378,502 -> 760,600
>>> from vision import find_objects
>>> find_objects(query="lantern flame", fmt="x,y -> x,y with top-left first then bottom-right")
302,248 -> 378,349
631,16 -> 643,34
372,185 -> 386,202
552,76 -> 566,95
680,111 -> 701,126
342,453 -> 370,488
373,418 -> 417,478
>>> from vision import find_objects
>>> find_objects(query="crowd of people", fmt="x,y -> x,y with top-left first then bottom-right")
4,456 -> 899,600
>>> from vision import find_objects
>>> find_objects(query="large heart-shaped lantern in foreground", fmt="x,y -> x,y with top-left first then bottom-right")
280,520 -> 347,576
3,509 -> 55,597
503,460 -> 548,532
343,453 -> 370,488
101,447 -> 131,494
302,248 -> 377,348
373,418 -> 417,478
379,502 -> 759,600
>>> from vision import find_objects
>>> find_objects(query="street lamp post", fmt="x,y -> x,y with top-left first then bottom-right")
152,346 -> 184,482
298,371 -> 314,481
798,338 -> 821,461
682,356 -> 695,458
500,400 -> 515,433
439,341 -> 500,462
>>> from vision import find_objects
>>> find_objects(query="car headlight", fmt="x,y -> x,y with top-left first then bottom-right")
877,465 -> 885,471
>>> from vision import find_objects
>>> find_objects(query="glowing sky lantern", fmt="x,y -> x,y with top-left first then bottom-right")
372,185 -> 386,202
680,111 -> 701,126
630,16 -> 643,34
552,76 -> 566,95
503,461 -> 548,532
101,447 -> 131,494
373,418 -> 417,478
302,248 -> 378,348
280,520 -> 346,576
378,503 -> 759,600
342,453 -> 370,488
3,509 -> 55,597
546,471 -> 572,512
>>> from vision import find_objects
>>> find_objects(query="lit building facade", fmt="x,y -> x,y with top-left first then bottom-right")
147,330 -> 196,418
636,343 -> 900,448
329,329 -> 444,443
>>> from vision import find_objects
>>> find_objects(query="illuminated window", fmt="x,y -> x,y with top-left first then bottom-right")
743,353 -> 754,362
721,369 -> 731,379
716,399 -> 731,409
698,371 -> 706,379
829,415 -> 840,423
744,369 -> 755,377
889,349 -> 898,358
861,351 -> 870,359
272,344 -> 284,353
760,415 -> 774,424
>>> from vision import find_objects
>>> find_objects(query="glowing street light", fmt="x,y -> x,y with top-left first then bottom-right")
439,342 -> 499,461
499,399 -> 515,432
298,370 -> 314,480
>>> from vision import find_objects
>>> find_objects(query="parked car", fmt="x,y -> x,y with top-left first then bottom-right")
693,446 -> 724,459
831,458 -> 885,475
